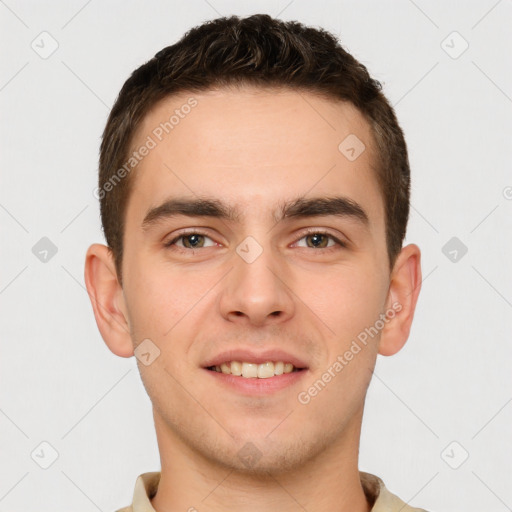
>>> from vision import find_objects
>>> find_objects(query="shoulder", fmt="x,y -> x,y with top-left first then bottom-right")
360,471 -> 430,512
112,471 -> 161,512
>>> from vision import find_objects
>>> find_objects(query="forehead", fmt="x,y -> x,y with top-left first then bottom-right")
126,86 -> 383,231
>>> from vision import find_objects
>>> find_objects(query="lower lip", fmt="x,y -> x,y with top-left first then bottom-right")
203,368 -> 309,395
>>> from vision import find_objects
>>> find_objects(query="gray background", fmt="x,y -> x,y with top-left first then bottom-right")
1,0 -> 511,510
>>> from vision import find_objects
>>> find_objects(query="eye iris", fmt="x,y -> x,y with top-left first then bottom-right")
307,233 -> 328,248
183,234 -> 204,248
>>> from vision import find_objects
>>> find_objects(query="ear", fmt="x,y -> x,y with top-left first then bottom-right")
84,243 -> 134,358
378,243 -> 422,356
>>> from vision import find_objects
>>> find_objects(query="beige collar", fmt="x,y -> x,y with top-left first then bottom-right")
116,470 -> 428,512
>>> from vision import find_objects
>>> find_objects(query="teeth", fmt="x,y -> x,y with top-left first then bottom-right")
210,361 -> 300,379
284,362 -> 294,373
230,361 -> 242,376
257,362 -> 274,378
242,362 -> 258,378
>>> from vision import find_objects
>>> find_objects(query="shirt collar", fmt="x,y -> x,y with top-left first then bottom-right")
121,470 -> 427,512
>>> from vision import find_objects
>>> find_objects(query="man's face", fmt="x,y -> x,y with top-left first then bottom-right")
120,87 -> 392,473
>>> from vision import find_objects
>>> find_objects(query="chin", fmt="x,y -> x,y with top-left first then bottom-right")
205,431 -> 318,477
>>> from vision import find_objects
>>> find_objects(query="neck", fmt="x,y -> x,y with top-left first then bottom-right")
150,409 -> 371,512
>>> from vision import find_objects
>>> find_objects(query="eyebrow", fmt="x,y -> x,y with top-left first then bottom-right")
141,195 -> 370,231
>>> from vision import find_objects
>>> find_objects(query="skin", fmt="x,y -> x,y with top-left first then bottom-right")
85,86 -> 421,512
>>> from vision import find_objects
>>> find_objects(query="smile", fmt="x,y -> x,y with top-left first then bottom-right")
207,361 -> 303,379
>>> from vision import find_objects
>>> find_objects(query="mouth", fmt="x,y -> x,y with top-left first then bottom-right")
205,360 -> 306,379
201,349 -> 309,394
203,361 -> 308,396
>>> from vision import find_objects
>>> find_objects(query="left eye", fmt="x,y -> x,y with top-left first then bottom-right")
294,231 -> 345,249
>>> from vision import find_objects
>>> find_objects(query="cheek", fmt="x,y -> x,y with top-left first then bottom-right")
298,263 -> 386,345
123,260 -> 217,341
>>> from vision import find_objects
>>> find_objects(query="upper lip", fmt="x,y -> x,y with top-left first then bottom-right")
202,348 -> 309,369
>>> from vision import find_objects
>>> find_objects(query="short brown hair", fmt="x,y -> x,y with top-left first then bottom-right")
98,14 -> 410,285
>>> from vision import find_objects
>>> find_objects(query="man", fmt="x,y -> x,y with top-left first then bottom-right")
84,13 -> 425,512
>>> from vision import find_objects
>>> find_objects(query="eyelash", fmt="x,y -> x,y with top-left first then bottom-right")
163,228 -> 347,254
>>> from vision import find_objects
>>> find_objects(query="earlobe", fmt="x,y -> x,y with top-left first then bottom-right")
84,243 -> 134,358
378,243 -> 422,356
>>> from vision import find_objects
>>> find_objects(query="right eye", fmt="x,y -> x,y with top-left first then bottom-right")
163,231 -> 218,251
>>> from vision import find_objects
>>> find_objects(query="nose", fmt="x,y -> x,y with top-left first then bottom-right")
219,240 -> 295,327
